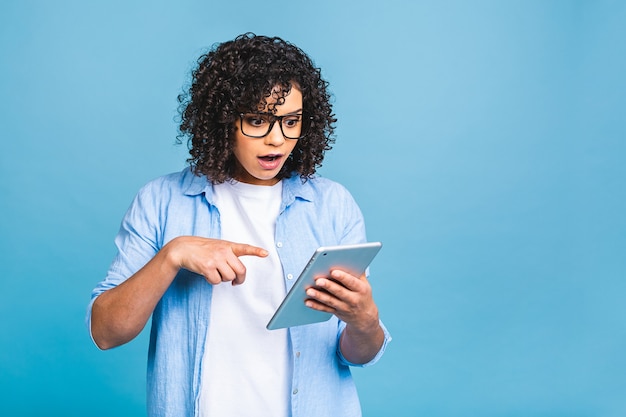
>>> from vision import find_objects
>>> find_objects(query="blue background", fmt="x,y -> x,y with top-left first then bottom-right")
1,1 -> 625,416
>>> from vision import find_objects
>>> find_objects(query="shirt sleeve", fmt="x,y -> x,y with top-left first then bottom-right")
85,182 -> 163,346
329,183 -> 392,367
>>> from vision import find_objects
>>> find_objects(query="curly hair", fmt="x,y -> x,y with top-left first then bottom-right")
177,33 -> 336,183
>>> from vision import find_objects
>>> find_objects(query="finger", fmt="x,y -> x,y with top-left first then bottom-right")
231,243 -> 269,258
305,297 -> 335,314
314,278 -> 349,301
203,269 -> 224,285
328,270 -> 363,292
217,264 -> 237,283
200,258 -> 234,284
227,257 -> 247,286
305,288 -> 343,313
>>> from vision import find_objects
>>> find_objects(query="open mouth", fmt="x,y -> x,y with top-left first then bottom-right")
259,154 -> 281,161
257,154 -> 283,170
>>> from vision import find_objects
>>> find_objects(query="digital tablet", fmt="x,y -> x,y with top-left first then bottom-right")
266,242 -> 382,330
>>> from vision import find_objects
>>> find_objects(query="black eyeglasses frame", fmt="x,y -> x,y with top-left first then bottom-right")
238,112 -> 313,140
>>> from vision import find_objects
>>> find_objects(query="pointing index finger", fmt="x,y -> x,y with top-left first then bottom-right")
232,243 -> 269,258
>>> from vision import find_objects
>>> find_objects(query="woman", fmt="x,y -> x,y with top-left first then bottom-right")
87,33 -> 391,417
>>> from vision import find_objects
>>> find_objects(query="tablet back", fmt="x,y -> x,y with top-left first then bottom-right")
267,242 -> 382,330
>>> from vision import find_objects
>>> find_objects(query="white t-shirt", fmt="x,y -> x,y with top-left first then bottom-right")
199,180 -> 291,417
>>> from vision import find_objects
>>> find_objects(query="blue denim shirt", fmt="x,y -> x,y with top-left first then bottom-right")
87,168 -> 391,417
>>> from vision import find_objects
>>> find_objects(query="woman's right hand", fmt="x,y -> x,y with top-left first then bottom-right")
166,236 -> 269,286
91,236 -> 268,349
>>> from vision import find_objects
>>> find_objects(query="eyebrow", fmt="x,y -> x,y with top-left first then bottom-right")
248,108 -> 303,116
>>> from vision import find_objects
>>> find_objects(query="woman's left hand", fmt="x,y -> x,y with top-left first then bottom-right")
305,269 -> 385,364
305,270 -> 379,331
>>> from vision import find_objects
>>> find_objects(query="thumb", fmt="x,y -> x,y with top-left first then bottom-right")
232,243 -> 269,258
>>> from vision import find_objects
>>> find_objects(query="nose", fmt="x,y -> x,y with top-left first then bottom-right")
264,121 -> 285,146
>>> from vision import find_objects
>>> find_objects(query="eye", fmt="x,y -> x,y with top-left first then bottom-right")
282,115 -> 302,128
245,115 -> 267,127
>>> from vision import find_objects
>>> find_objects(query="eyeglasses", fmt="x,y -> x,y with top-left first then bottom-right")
238,112 -> 311,139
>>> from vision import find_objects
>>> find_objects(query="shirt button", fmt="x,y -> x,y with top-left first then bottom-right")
287,274 -> 294,280
276,242 -> 283,248
293,389 -> 298,395
295,351 -> 301,358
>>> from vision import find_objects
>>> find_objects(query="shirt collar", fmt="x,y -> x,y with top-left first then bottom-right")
182,167 -> 212,197
282,175 -> 315,205
181,167 -> 315,206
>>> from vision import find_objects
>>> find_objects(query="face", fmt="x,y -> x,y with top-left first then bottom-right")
232,85 -> 302,186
